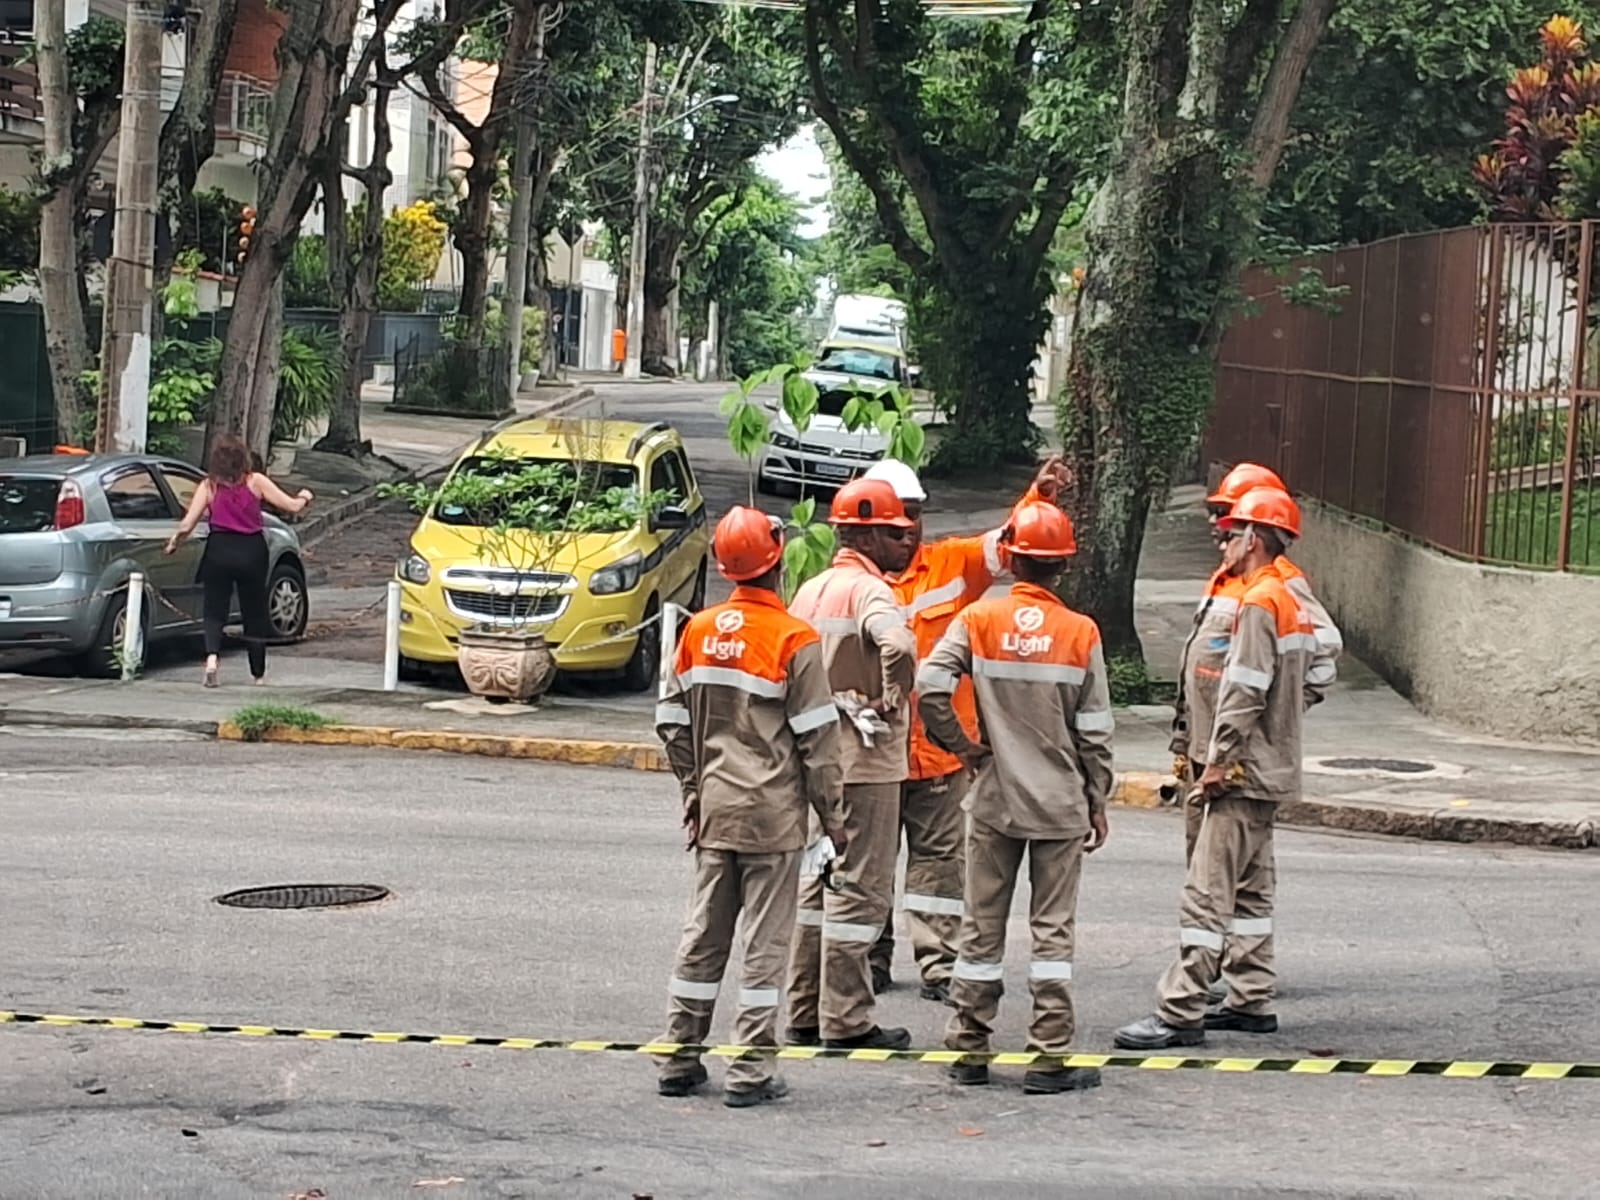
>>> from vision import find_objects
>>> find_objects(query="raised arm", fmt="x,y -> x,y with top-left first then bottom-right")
251,472 -> 313,515
858,582 -> 916,711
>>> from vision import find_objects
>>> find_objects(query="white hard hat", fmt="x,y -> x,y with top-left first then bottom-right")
863,459 -> 927,502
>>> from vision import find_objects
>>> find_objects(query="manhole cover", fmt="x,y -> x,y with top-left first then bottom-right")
214,884 -> 390,910
1319,757 -> 1433,774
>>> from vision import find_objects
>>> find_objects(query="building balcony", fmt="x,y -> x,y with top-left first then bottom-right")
212,71 -> 273,162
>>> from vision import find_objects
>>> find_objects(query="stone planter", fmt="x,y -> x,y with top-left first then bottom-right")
456,629 -> 557,703
520,369 -> 541,392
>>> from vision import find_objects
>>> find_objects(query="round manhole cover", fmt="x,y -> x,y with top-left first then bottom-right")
1319,757 -> 1434,774
215,884 -> 390,910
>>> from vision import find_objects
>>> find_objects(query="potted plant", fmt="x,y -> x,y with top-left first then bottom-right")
385,436 -> 669,702
519,308 -> 545,393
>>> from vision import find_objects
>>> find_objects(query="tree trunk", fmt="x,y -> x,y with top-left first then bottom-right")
453,146 -> 497,343
641,229 -> 683,376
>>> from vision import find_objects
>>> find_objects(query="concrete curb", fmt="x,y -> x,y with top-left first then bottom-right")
293,385 -> 595,546
214,721 -> 666,771
0,708 -> 221,736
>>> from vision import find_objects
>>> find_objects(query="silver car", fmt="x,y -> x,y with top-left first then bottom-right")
0,452 -> 310,675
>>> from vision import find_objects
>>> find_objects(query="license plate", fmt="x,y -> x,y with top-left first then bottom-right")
812,462 -> 852,480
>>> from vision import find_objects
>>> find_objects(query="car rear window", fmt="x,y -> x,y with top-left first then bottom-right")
433,456 -> 641,532
0,475 -> 60,534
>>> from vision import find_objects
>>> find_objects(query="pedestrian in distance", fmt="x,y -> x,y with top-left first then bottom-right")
916,501 -> 1113,1094
1169,463 -> 1340,1005
164,433 -> 312,688
860,455 -> 1071,1007
786,478 -> 920,1052
1116,486 -> 1316,1051
653,506 -> 847,1108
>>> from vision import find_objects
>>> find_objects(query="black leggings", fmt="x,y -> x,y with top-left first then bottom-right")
201,530 -> 271,678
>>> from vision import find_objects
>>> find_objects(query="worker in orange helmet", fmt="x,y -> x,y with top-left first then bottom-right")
1171,462 -> 1341,1005
654,506 -> 847,1108
917,501 -> 1112,1094
785,477 -> 920,1051
860,454 -> 1071,1006
1117,487 -> 1316,1050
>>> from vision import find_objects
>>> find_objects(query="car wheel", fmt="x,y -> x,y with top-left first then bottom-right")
398,655 -> 431,683
80,589 -> 149,679
266,560 -> 309,642
689,558 -> 708,611
621,596 -> 662,693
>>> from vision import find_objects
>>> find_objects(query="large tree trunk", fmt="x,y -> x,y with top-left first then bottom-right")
453,146 -> 498,342
641,222 -> 685,375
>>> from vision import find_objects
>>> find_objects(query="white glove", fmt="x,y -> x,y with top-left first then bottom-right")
800,835 -> 838,878
833,690 -> 892,748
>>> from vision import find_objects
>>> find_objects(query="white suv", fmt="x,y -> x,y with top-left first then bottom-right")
756,341 -> 908,495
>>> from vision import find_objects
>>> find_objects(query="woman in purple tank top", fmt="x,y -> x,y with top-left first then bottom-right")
164,434 -> 314,687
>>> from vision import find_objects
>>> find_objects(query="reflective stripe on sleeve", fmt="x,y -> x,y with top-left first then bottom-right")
738,986 -> 780,1009
918,665 -> 960,693
1316,626 -> 1344,651
1276,632 -> 1321,655
655,702 -> 690,726
953,959 -> 1004,982
1230,916 -> 1273,936
904,577 -> 965,619
815,617 -> 858,636
678,665 -> 785,700
1306,661 -> 1337,687
1223,664 -> 1272,691
668,977 -> 720,1001
823,920 -> 881,944
1204,596 -> 1240,618
1074,709 -> 1115,733
903,892 -> 965,917
865,614 -> 907,642
788,703 -> 839,735
972,657 -> 1086,685
1180,927 -> 1225,952
796,908 -> 824,928
1029,960 -> 1073,981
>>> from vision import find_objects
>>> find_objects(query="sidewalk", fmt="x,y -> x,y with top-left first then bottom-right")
4,485 -> 1597,848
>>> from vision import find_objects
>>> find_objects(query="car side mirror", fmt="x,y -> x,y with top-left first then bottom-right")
653,505 -> 691,531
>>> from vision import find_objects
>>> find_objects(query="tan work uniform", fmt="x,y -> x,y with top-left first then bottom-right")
655,586 -> 845,1090
917,582 -> 1114,1055
1158,563 -> 1314,1025
787,548 -> 918,1039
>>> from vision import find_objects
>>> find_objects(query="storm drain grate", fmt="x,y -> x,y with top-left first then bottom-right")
214,884 -> 390,910
1318,757 -> 1433,774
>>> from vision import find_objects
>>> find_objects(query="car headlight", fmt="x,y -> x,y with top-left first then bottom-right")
772,433 -> 799,450
399,552 -> 431,585
589,551 -> 643,596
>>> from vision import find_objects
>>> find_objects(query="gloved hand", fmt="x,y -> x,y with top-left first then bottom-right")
835,690 -> 892,748
1172,754 -> 1189,780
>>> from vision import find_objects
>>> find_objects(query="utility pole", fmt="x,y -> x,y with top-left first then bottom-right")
503,6 -> 547,405
96,0 -> 164,453
622,40 -> 656,382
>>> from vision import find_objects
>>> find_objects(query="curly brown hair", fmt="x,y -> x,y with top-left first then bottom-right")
207,434 -> 252,486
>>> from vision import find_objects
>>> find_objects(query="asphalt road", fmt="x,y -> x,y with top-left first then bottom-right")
3,731 -> 1597,1198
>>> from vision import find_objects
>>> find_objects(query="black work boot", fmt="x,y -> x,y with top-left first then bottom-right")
724,1076 -> 790,1109
1023,1066 -> 1104,1094
657,1063 -> 709,1097
919,980 -> 953,1006
872,964 -> 894,994
824,1025 -> 913,1051
945,1059 -> 989,1086
1113,1014 -> 1206,1050
785,1024 -> 820,1046
1205,1007 -> 1279,1033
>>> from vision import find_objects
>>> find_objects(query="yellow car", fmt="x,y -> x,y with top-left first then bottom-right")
395,416 -> 710,691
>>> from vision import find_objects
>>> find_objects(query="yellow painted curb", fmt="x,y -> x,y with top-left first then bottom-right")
218,721 -> 667,772
1111,770 -> 1171,809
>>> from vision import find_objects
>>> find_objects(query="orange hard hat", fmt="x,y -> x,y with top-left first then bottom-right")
830,478 -> 914,528
1004,500 -> 1077,558
713,505 -> 784,581
1207,462 -> 1286,507
1219,486 -> 1302,539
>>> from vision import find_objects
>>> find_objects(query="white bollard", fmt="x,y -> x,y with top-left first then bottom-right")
659,602 -> 685,700
121,572 -> 144,681
383,580 -> 402,692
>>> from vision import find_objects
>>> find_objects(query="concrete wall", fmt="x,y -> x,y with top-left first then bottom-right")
1293,503 -> 1600,747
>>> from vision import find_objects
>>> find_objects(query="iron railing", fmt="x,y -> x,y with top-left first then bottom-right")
214,71 -> 272,143
1210,221 -> 1600,571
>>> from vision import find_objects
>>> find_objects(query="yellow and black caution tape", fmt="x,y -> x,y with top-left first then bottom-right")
4,1010 -> 1596,1080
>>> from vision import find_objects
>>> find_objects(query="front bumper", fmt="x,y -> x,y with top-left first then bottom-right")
0,573 -> 100,651
758,446 -> 881,488
396,578 -> 648,673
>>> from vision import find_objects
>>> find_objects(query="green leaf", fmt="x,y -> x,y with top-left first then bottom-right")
790,496 -> 816,527
892,421 -> 927,466
781,371 -> 820,434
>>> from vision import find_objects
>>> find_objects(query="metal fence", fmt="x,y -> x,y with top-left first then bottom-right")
1210,222 -> 1600,571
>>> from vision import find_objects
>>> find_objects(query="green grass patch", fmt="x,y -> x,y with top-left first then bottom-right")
1484,485 -> 1598,569
229,704 -> 335,742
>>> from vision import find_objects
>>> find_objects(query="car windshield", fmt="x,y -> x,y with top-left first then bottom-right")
0,476 -> 60,534
815,346 -> 901,382
432,456 -> 642,533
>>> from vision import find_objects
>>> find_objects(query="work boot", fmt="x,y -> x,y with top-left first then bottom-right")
945,1059 -> 989,1086
1113,1014 -> 1206,1051
1205,1007 -> 1279,1034
1023,1066 -> 1103,1095
872,965 -> 894,994
824,1025 -> 913,1051
657,1063 -> 709,1097
785,1024 -> 820,1046
724,1076 -> 790,1109
919,980 -> 953,1006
